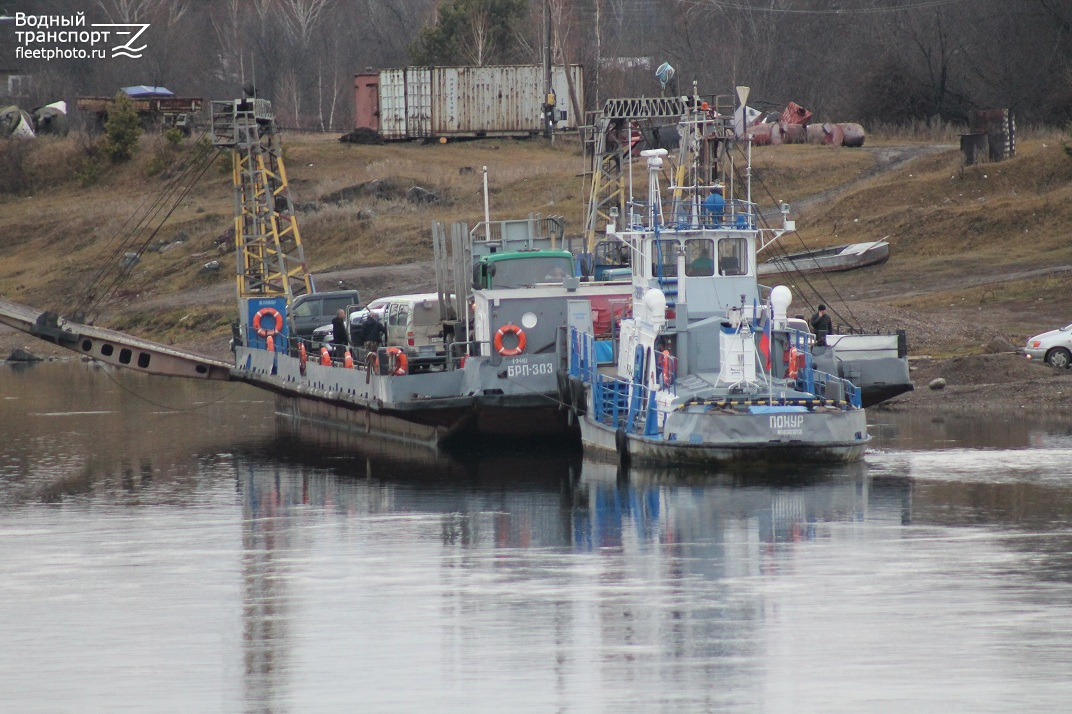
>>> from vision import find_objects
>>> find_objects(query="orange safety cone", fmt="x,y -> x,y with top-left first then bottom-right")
344,350 -> 353,368
320,346 -> 332,366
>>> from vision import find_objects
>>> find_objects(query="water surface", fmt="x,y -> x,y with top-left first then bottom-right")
2,361 -> 1071,712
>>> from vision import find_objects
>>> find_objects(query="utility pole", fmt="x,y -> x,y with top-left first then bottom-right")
543,0 -> 552,139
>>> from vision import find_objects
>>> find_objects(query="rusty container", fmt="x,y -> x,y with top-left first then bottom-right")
805,122 -> 844,147
353,73 -> 379,130
377,68 -> 408,139
748,123 -> 773,145
429,65 -> 583,137
838,123 -> 866,147
782,123 -> 806,144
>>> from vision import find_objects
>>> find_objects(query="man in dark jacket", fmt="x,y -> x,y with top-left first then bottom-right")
810,304 -> 833,345
331,309 -> 349,359
362,311 -> 387,352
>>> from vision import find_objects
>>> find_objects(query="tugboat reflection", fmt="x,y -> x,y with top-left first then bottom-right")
241,414 -> 900,554
234,417 -> 907,710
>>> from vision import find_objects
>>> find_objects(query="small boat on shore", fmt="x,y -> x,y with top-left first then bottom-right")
757,239 -> 890,276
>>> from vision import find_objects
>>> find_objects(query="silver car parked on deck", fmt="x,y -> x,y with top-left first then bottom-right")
1022,323 -> 1072,368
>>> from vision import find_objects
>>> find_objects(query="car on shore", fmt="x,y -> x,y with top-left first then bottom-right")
1021,324 -> 1072,368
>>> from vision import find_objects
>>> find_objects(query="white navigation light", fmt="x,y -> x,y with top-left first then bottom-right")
770,285 -> 792,326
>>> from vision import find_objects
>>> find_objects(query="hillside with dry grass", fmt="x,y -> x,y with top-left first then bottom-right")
2,127 -> 1071,360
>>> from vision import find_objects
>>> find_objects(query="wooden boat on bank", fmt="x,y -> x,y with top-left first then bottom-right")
757,239 -> 890,277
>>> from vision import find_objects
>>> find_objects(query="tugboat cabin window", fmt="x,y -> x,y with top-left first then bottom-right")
651,240 -> 678,278
718,237 -> 748,276
684,238 -> 715,277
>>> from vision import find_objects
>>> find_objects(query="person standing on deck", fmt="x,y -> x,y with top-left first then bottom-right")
331,309 -> 349,359
810,304 -> 833,345
362,311 -> 387,352
703,183 -> 725,226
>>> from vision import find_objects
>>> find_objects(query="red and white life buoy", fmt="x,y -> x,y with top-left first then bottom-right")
298,342 -> 307,374
660,349 -> 673,387
786,346 -> 800,380
494,324 -> 526,357
385,347 -> 408,376
253,307 -> 284,337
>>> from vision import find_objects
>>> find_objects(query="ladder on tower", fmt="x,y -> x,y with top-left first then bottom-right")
210,99 -> 312,312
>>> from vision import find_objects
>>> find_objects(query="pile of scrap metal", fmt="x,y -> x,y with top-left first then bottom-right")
0,100 -> 68,139
743,101 -> 864,147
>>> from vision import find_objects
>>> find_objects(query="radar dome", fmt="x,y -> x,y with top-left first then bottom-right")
770,285 -> 793,323
643,288 -> 667,325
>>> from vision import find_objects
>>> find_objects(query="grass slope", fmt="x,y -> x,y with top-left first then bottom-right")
1,128 -> 1070,355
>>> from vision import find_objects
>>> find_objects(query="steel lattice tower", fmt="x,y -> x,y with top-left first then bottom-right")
210,98 -> 311,314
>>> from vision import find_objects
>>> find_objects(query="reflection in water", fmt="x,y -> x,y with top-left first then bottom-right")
4,362 -> 1072,710
870,410 -> 1072,451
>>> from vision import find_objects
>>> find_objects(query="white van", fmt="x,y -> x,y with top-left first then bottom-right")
381,293 -> 456,365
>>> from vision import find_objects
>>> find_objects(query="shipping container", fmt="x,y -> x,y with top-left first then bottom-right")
353,64 -> 584,140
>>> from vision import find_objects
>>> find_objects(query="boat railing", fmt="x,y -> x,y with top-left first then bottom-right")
568,326 -> 663,437
783,326 -> 862,408
622,197 -> 758,232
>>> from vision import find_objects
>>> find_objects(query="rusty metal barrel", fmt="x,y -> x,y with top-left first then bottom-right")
838,123 -> 866,147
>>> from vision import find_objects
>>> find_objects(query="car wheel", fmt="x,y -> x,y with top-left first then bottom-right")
1045,347 -> 1071,368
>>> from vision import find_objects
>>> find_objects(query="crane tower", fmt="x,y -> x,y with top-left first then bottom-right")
210,97 -> 312,345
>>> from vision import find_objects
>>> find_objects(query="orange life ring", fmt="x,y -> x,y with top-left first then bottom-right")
385,346 -> 408,376
786,346 -> 800,380
298,342 -> 307,368
660,349 -> 672,386
494,324 -> 527,356
265,334 -> 275,353
344,350 -> 353,369
319,346 -> 332,366
253,307 -> 284,337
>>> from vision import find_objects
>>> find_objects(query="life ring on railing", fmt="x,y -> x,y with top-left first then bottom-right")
253,307 -> 283,337
298,342 -> 307,369
319,346 -> 332,366
786,346 -> 800,380
660,349 -> 673,387
494,324 -> 526,356
385,346 -> 408,376
344,350 -> 353,369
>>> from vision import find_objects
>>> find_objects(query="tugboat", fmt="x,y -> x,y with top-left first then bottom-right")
567,91 -> 870,468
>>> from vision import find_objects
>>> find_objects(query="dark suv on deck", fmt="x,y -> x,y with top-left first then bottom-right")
289,290 -> 361,340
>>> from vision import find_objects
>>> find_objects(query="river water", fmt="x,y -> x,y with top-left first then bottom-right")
2,360 -> 1071,712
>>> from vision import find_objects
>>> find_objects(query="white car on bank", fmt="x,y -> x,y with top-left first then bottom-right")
1022,323 -> 1072,368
